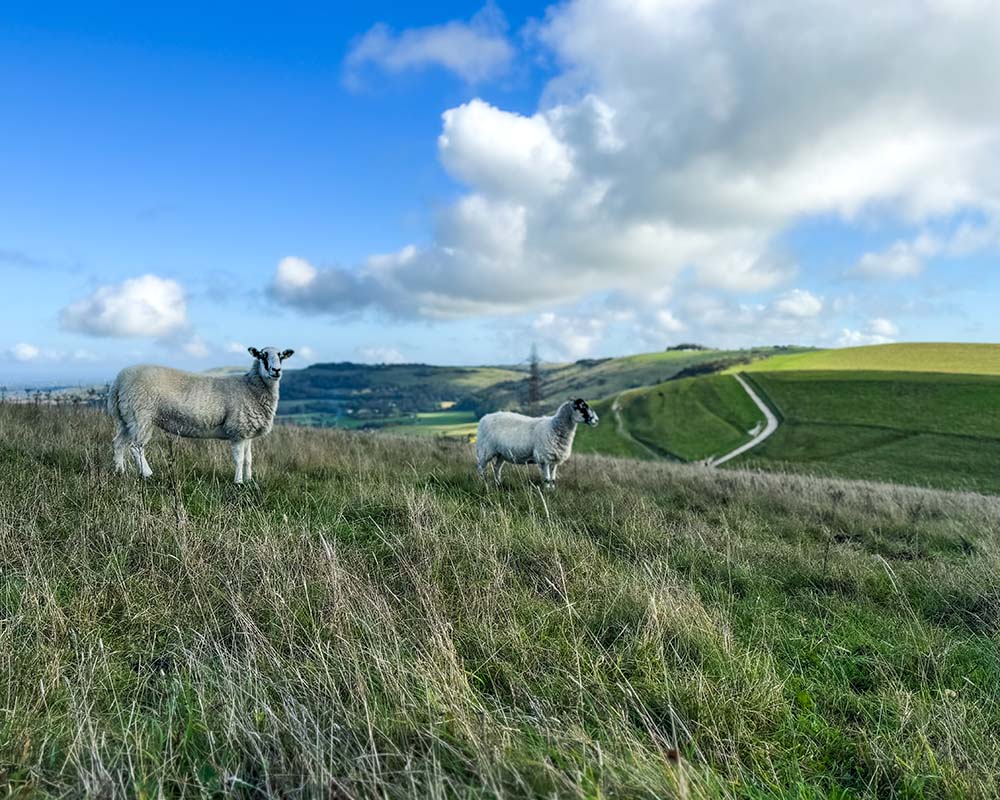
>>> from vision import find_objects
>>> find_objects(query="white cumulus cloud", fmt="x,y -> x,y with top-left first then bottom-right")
868,318 -> 899,338
7,342 -> 68,363
60,274 -> 188,338
853,234 -> 941,279
531,311 -> 610,361
278,0 -> 1000,334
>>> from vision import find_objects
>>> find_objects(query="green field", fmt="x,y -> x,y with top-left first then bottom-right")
734,371 -> 1000,493
380,410 -> 479,439
5,404 -> 1000,796
473,346 -> 806,415
572,397 -> 655,460
567,344 -> 1000,494
573,375 -> 764,462
739,342 -> 1000,376
256,347 -> 810,431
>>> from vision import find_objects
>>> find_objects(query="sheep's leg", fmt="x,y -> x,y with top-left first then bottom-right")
130,443 -> 153,479
139,449 -> 153,479
231,440 -> 247,484
492,457 -> 504,487
243,440 -> 253,482
112,426 -> 130,473
540,462 -> 553,490
550,463 -> 559,487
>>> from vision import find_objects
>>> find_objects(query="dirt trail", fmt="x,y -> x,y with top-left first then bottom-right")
710,374 -> 779,467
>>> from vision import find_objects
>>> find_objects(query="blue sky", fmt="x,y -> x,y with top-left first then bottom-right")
3,0 -> 1000,385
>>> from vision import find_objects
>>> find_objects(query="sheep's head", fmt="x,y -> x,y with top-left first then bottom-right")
571,398 -> 599,427
249,346 -> 294,382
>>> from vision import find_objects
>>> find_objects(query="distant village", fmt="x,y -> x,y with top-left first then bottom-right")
0,383 -> 109,407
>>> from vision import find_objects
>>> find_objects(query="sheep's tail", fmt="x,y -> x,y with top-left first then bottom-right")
106,375 -> 124,425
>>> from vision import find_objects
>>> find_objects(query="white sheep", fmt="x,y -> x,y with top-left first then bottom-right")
476,398 -> 599,489
107,346 -> 294,484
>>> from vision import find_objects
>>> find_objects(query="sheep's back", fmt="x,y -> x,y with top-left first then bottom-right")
117,365 -> 232,438
477,411 -> 546,463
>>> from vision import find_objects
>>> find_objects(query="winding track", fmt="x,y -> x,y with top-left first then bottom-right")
709,374 -> 779,467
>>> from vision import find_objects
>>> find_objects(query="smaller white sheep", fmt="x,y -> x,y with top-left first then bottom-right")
107,346 -> 294,484
476,398 -> 599,489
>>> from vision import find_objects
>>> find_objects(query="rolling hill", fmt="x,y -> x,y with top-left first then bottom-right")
574,374 -> 766,462
738,370 -> 1000,493
463,346 -> 805,416
738,342 -> 1000,375
277,362 -> 527,426
274,346 -> 804,434
592,343 -> 1000,495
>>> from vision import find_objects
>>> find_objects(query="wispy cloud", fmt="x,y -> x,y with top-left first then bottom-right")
343,3 -> 513,88
356,346 -> 405,364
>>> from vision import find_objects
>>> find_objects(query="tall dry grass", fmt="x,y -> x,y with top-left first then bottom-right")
2,404 -> 1000,798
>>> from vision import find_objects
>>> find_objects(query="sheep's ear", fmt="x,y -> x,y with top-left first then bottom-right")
248,347 -> 262,360
280,349 -> 294,361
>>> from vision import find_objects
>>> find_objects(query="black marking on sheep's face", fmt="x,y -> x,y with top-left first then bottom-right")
572,398 -> 599,427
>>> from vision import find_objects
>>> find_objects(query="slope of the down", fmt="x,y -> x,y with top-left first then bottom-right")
5,403 -> 1000,797
574,374 -> 765,462
738,342 -> 1000,376
736,370 -> 1000,494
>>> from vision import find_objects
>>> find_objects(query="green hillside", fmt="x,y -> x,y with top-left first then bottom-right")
574,375 -> 764,462
739,342 -> 1000,375
584,344 -> 1000,494
6,404 -> 1000,796
571,397 -> 654,459
278,362 -> 526,425
736,371 -> 1000,493
472,346 -> 805,416
275,346 -> 804,435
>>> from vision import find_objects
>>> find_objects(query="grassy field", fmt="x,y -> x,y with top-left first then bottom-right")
739,343 -> 1000,376
4,404 -> 1000,797
733,371 -> 1000,494
276,363 -> 527,426
572,397 -> 657,460
572,376 -> 764,462
381,410 -> 479,439
629,376 -> 762,462
475,347 -> 806,415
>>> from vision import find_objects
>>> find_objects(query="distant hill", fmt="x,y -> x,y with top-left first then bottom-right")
574,374 -> 765,462
739,342 -> 1000,375
583,342 -> 1000,494
461,346 -> 806,416
278,362 -> 525,426
271,346 -> 806,430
